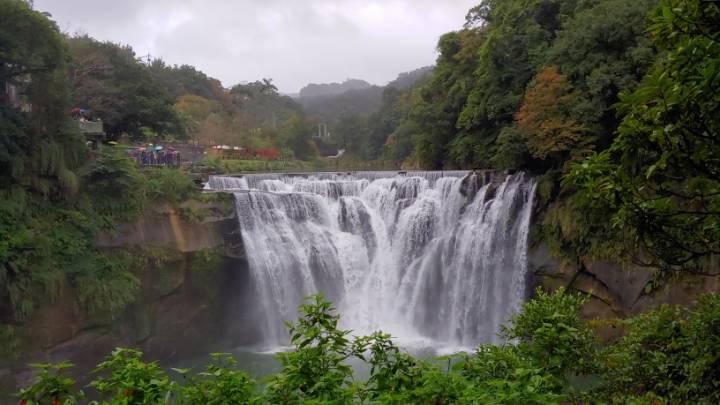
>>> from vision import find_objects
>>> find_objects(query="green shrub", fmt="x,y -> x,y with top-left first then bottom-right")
90,348 -> 173,404
599,294 -> 720,402
503,287 -> 597,379
264,295 -> 354,404
18,362 -> 82,405
142,167 -> 198,204
174,353 -> 256,404
83,148 -> 144,222
71,259 -> 140,322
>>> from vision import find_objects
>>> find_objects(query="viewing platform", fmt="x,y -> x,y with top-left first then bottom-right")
77,120 -> 104,135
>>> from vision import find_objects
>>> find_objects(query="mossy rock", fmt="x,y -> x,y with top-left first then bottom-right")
152,262 -> 186,297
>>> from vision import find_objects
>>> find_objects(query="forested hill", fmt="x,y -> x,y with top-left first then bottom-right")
386,66 -> 434,90
298,79 -> 372,98
296,67 -> 434,156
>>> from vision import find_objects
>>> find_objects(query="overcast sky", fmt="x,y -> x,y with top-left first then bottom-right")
35,0 -> 477,93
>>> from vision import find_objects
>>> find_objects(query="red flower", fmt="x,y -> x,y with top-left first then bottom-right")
124,388 -> 129,397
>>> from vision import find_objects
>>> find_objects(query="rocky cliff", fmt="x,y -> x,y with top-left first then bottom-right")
529,242 -> 720,340
0,194 -> 249,394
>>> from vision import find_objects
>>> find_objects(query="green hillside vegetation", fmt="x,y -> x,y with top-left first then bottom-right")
0,0 -> 210,355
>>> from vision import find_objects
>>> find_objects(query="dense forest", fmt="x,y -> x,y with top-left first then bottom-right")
2,0 -> 720,402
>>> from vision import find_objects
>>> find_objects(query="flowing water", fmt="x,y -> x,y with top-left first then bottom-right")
207,171 -> 536,351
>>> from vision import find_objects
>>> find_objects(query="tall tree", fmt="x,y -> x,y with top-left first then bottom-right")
0,0 -> 84,196
515,66 -> 590,167
568,0 -> 720,270
67,36 -> 183,140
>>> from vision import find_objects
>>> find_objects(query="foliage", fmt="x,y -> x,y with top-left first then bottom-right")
67,35 -> 184,140
90,348 -> 173,405
599,294 -> 720,402
17,362 -> 82,405
503,287 -> 596,379
71,258 -> 140,322
0,0 -> 86,198
567,0 -> 720,270
351,332 -> 424,400
279,114 -> 318,161
515,66 -> 591,168
265,295 -> 354,403
173,353 -> 255,405
461,345 -> 562,404
142,167 -> 198,205
83,148 -> 144,222
199,156 -> 314,174
190,249 -> 223,274
548,0 -> 657,149
0,0 -> 66,81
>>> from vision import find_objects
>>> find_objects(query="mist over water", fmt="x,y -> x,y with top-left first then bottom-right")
208,171 -> 536,351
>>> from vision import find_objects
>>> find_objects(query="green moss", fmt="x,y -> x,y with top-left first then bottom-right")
190,248 -> 223,274
72,259 -> 140,323
538,195 -> 623,266
177,205 -> 212,222
0,324 -> 20,360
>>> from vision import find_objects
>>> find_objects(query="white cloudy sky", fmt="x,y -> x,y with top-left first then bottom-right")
35,0 -> 477,93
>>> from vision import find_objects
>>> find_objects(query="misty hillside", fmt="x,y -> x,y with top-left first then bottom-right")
298,79 -> 372,99
386,66 -> 433,90
298,67 -> 434,123
299,86 -> 384,122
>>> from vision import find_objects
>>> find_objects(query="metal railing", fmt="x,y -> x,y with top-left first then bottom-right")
78,120 -> 104,134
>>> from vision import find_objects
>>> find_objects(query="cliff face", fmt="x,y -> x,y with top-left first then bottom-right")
528,242 -> 720,340
0,195 -> 250,394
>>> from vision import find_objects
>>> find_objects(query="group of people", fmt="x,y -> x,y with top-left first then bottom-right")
126,145 -> 181,166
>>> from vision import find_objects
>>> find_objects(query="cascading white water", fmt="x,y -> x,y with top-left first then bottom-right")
208,171 -> 536,349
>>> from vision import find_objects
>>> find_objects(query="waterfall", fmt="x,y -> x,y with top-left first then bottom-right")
208,171 -> 536,349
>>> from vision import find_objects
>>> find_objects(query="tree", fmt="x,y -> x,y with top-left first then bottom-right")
281,114 -> 317,160
515,66 -> 591,167
567,0 -> 720,270
0,0 -> 85,197
0,0 -> 65,83
331,112 -> 367,155
548,0 -> 657,149
67,36 -> 183,140
409,29 -> 483,168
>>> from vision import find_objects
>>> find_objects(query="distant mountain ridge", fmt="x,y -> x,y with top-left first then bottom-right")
298,79 -> 372,99
297,67 -> 434,123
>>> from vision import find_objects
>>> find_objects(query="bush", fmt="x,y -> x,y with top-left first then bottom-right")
174,353 -> 255,405
83,148 -> 144,222
142,166 -> 198,204
264,295 -> 354,403
599,294 -> 720,402
90,348 -> 173,404
503,287 -> 597,379
17,362 -> 82,405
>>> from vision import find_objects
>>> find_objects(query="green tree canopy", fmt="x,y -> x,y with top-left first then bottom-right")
567,0 -> 720,270
67,35 -> 183,140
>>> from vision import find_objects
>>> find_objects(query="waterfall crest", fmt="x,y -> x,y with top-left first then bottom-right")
208,171 -> 536,348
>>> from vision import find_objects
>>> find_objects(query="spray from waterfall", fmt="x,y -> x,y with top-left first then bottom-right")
208,171 -> 536,349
